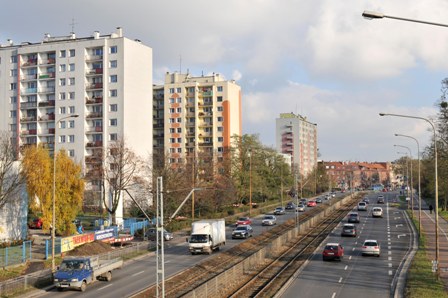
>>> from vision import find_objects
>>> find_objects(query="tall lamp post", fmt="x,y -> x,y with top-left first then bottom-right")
380,112 -> 439,274
52,114 -> 79,272
248,148 -> 252,216
395,133 -> 421,236
394,144 -> 413,212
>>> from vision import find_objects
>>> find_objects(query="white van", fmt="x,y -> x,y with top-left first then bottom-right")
357,202 -> 367,211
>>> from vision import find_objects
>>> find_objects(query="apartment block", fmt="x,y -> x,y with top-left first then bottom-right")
0,28 -> 153,210
276,112 -> 318,178
153,72 -> 241,171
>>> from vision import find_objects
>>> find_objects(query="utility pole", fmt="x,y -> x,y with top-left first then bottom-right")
156,177 -> 165,298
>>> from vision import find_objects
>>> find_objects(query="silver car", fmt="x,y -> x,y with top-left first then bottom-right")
262,215 -> 277,226
361,239 -> 380,257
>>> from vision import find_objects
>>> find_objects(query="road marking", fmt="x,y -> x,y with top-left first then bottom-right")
339,277 -> 343,283
388,242 -> 391,245
344,265 -> 348,270
349,256 -> 352,260
388,257 -> 392,261
98,284 -> 113,291
396,224 -> 403,227
389,270 -> 393,275
132,270 -> 145,277
355,241 -> 357,245
394,211 -> 400,214
398,234 -> 407,239
389,263 -> 392,267
387,231 -> 390,234
388,251 -> 392,255
331,293 -> 336,298
388,246 -> 391,249
394,217 -> 401,220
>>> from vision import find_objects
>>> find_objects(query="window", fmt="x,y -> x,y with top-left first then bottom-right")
60,50 -> 66,58
109,89 -> 118,97
218,137 -> 223,142
217,106 -> 223,112
109,104 -> 118,112
176,107 -> 182,113
169,138 -> 175,143
218,126 -> 223,132
110,60 -> 117,68
169,108 -> 175,114
68,150 -> 75,157
69,92 -> 75,100
93,48 -> 103,56
176,118 -> 182,123
169,128 -> 175,133
169,118 -> 175,123
177,97 -> 182,103
60,78 -> 66,86
10,96 -> 17,103
217,96 -> 223,102
217,117 -> 223,122
110,46 -> 118,54
68,135 -> 75,143
10,83 -> 17,90
110,133 -> 118,141
177,128 -> 182,133
169,88 -> 174,94
218,147 -> 224,152
169,98 -> 174,103
69,49 -> 75,57
10,111 -> 16,118
177,148 -> 182,153
68,120 -> 75,128
10,55 -> 17,63
217,86 -> 223,92
176,87 -> 182,93
59,107 -> 66,114
169,148 -> 175,153
10,69 -> 17,77
110,119 -> 117,126
59,64 -> 66,72
69,63 -> 75,71
69,77 -> 75,85
59,92 -> 66,100
59,135 -> 66,143
177,138 -> 182,143
69,106 -> 75,114
110,75 -> 117,83
59,121 -> 66,129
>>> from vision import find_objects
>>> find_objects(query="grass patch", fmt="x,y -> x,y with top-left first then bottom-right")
405,211 -> 448,298
0,264 -> 26,282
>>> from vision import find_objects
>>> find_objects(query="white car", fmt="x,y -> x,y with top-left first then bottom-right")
361,239 -> 381,257
372,207 -> 383,218
357,202 -> 367,211
296,204 -> 306,212
262,215 -> 277,226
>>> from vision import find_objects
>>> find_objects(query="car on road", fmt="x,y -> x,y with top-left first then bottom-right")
232,225 -> 253,239
285,202 -> 296,210
316,198 -> 323,204
307,200 -> 317,207
322,242 -> 344,261
235,217 -> 252,226
347,212 -> 360,223
274,207 -> 286,215
296,204 -> 306,212
341,223 -> 357,237
362,197 -> 370,204
361,239 -> 381,257
146,228 -> 174,241
262,215 -> 277,226
377,195 -> 385,204
357,202 -> 367,211
372,207 -> 383,218
28,218 -> 43,229
300,198 -> 308,205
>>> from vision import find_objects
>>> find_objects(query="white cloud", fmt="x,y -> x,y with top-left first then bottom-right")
232,70 -> 242,81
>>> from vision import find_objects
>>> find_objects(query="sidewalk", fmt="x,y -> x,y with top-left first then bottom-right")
412,197 -> 448,285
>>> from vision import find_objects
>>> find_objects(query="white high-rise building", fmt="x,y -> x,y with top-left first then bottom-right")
0,28 -> 153,215
276,112 -> 318,178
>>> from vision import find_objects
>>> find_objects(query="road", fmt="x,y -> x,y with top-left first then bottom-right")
37,193 -> 343,297
280,191 -> 412,298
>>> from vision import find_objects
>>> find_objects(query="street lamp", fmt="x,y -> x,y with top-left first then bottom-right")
362,10 -> 448,28
248,148 -> 252,216
394,145 -> 413,211
52,114 -> 79,272
380,112 -> 439,274
395,133 -> 421,236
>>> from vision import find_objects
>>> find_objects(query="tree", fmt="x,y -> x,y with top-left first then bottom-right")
0,131 -> 23,210
22,146 -> 84,235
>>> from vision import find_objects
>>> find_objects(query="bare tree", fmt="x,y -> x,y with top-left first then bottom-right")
0,131 -> 23,209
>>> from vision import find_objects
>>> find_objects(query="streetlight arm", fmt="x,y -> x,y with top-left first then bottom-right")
363,11 -> 448,28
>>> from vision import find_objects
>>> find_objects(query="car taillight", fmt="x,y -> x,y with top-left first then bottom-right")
375,246 -> 379,249
362,246 -> 366,248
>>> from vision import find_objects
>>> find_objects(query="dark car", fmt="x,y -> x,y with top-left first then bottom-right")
341,223 -> 357,237
232,225 -> 253,239
377,195 -> 385,204
28,218 -> 43,229
145,228 -> 174,241
363,197 -> 370,204
347,212 -> 360,223
285,202 -> 296,210
322,243 -> 344,261
316,198 -> 323,204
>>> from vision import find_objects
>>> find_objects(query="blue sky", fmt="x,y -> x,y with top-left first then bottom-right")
2,0 -> 446,162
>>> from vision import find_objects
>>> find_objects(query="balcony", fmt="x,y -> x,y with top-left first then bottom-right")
21,129 -> 37,135
22,88 -> 38,95
38,87 -> 55,94
38,73 -> 55,79
86,141 -> 103,148
40,58 -> 55,65
85,55 -> 103,62
38,100 -> 55,107
86,68 -> 103,75
199,91 -> 213,97
199,142 -> 213,147
201,101 -> 213,107
198,112 -> 212,118
86,96 -> 103,104
86,83 -> 103,90
20,102 -> 37,109
20,116 -> 37,122
38,114 -> 55,121
85,156 -> 102,164
86,112 -> 103,119
38,128 -> 55,135
20,74 -> 37,81
21,60 -> 37,67
86,126 -> 103,133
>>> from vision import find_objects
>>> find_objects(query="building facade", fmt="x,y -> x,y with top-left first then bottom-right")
153,72 -> 241,173
276,112 -> 318,178
0,28 -> 153,215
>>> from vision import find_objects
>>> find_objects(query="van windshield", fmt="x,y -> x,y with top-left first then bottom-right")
190,234 -> 208,243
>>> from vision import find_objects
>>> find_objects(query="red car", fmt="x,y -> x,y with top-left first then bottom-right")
28,218 -> 43,229
307,200 -> 317,207
322,242 -> 344,261
235,217 -> 252,226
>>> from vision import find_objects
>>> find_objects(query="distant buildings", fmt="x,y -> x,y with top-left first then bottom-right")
276,112 -> 318,178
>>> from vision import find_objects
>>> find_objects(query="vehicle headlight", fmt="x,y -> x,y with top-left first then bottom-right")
54,278 -> 59,282
71,278 -> 78,282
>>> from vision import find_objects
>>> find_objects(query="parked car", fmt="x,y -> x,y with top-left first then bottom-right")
235,217 -> 252,226
262,215 -> 277,226
285,202 -> 296,210
347,212 -> 360,223
341,223 -> 357,237
307,200 -> 317,207
274,207 -> 286,215
145,228 -> 174,241
322,242 -> 344,261
296,204 -> 306,212
372,207 -> 383,218
377,195 -> 385,204
232,225 -> 253,239
361,239 -> 381,257
357,202 -> 367,211
28,218 -> 43,229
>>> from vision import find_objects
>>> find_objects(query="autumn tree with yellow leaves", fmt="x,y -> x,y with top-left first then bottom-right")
22,146 -> 84,236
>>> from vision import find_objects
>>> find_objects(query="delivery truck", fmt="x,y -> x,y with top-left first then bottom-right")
53,256 -> 123,292
188,219 -> 226,255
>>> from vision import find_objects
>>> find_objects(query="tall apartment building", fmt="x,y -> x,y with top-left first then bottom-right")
153,72 -> 241,172
0,28 -> 153,213
276,112 -> 318,178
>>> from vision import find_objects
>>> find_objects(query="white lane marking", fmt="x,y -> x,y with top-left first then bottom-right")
394,217 -> 401,220
388,246 -> 391,249
388,251 -> 392,255
98,284 -> 113,291
396,224 -> 403,227
388,257 -> 392,261
387,231 -> 390,234
398,234 -> 407,238
388,242 -> 391,245
338,277 -> 343,283
344,265 -> 348,270
132,270 -> 145,277
389,263 -> 392,267
389,270 -> 393,275
349,256 -> 352,260
331,293 -> 336,298
355,241 -> 357,245
352,248 -> 356,251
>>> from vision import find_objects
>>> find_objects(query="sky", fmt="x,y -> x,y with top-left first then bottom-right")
2,1 -> 447,162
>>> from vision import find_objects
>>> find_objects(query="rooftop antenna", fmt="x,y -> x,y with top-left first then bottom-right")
69,17 -> 78,33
